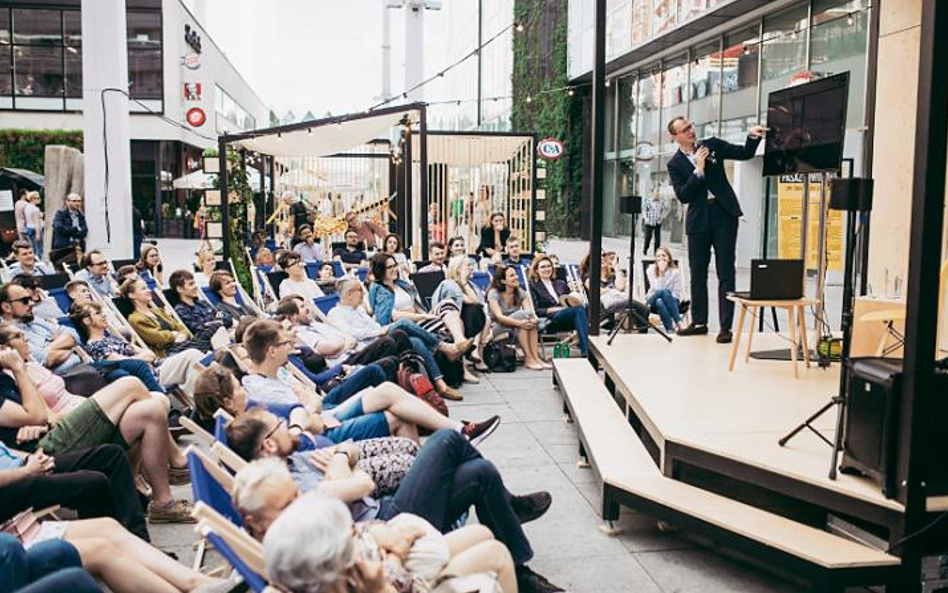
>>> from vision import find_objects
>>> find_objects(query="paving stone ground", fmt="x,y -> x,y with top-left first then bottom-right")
148,238 -> 807,592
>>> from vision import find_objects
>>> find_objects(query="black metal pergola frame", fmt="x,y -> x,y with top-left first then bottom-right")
216,102 -> 429,260
586,1 -> 948,589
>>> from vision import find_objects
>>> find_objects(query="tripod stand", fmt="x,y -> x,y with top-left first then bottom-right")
608,196 -> 672,345
778,178 -> 872,480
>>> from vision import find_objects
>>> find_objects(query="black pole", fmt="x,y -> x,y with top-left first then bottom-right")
418,105 -> 430,257
476,0 -> 483,127
404,127 -> 414,253
267,156 -> 276,240
587,0 -> 606,338
891,1 -> 948,589
219,138 -> 230,261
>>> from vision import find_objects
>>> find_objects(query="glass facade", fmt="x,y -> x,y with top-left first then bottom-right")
599,0 -> 872,244
0,4 -> 163,110
215,84 -> 256,132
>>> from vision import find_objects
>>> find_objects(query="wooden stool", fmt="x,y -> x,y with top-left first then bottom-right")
726,295 -> 820,378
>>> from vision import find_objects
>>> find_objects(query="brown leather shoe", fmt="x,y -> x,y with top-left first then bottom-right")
439,385 -> 464,401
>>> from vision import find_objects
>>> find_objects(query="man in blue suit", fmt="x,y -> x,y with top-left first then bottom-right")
666,117 -> 767,343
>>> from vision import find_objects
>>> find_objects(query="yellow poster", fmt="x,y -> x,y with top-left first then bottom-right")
776,174 -> 844,271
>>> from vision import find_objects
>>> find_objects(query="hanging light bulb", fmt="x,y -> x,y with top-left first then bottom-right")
790,29 -> 797,40
277,133 -> 282,141
744,45 -> 750,55
605,79 -> 611,87
307,128 -> 313,135
567,87 -> 575,96
847,13 -> 854,25
526,95 -> 533,103
516,22 -> 524,32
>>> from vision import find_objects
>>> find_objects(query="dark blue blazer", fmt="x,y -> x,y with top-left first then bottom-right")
51,208 -> 88,250
666,135 -> 761,235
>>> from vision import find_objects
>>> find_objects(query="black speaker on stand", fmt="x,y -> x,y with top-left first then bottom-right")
779,177 -> 873,482
607,196 -> 671,345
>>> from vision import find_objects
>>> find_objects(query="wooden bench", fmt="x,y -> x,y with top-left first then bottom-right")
552,358 -> 901,592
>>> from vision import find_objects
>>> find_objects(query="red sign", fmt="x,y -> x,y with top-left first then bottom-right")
537,138 -> 565,160
183,82 -> 202,101
186,107 -> 207,127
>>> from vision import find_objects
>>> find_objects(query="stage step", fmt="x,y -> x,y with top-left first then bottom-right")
553,358 -> 901,590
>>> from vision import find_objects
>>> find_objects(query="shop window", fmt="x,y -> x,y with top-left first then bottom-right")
810,0 -> 870,127
0,9 -> 9,45
0,47 -> 10,97
63,11 -> 81,48
64,46 -> 81,98
12,9 -> 61,46
759,5 -> 809,122
13,45 -> 63,97
690,40 -> 722,139
721,25 -> 760,142
660,55 -> 688,156
617,75 -> 637,155
128,47 -> 162,100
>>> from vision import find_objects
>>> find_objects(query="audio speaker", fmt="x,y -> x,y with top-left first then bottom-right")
620,195 -> 642,215
841,357 -> 948,498
830,177 -> 873,212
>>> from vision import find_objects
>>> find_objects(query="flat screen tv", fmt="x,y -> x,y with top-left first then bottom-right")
763,72 -> 849,176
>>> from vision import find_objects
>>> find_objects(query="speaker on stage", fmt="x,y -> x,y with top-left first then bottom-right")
830,178 -> 873,212
841,357 -> 948,498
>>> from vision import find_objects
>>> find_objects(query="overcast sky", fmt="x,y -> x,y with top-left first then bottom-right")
199,0 -> 450,118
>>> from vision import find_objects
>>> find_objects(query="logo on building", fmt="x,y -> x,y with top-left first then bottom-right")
536,138 -> 565,160
182,53 -> 201,70
186,107 -> 207,127
635,141 -> 656,161
183,83 -> 202,101
184,24 -> 202,53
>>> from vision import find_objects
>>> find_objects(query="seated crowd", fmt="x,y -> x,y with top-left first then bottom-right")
0,207 -> 606,593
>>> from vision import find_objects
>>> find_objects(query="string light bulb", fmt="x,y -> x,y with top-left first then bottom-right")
516,22 -> 524,32
307,128 -> 312,135
605,79 -> 611,87
790,29 -> 797,40
744,46 -> 750,55
277,133 -> 282,141
526,95 -> 533,103
847,13 -> 854,25
567,87 -> 575,96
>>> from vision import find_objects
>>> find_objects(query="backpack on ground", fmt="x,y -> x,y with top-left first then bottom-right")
396,352 -> 448,416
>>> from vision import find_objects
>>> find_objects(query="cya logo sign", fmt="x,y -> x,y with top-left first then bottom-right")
537,138 -> 565,160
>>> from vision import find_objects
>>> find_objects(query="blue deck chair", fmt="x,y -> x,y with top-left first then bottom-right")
354,267 -> 369,283
312,294 -> 339,317
188,450 -> 242,527
304,261 -> 344,281
202,286 -> 222,305
48,288 -> 72,314
206,532 -> 268,592
471,271 -> 490,293
214,415 -> 229,447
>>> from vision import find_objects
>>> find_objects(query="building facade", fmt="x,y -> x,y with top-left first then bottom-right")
0,0 -> 268,237
567,0 -> 872,269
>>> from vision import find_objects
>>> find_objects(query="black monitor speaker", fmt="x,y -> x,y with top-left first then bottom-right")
620,195 -> 642,215
830,177 -> 873,212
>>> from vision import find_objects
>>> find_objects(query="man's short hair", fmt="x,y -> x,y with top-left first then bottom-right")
274,296 -> 302,319
80,250 -> 102,270
277,251 -> 301,271
667,116 -> 687,136
168,269 -> 193,292
429,241 -> 445,253
64,280 -> 90,296
344,228 -> 359,239
208,271 -> 234,293
11,240 -> 32,255
0,283 -> 24,306
9,275 -> 39,291
243,319 -> 283,364
227,409 -> 271,462
505,236 -> 520,246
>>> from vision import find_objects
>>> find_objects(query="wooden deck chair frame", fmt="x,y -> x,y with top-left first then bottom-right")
193,502 -> 268,581
179,415 -> 216,447
211,441 -> 249,474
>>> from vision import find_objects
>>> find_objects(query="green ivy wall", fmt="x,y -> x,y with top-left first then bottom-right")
511,0 -> 584,238
0,129 -> 84,173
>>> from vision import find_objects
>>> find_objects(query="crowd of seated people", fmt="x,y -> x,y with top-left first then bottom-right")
0,207 -> 647,592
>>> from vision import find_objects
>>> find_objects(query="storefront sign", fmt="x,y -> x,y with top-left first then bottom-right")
182,53 -> 201,70
183,82 -> 202,101
634,141 -> 656,161
186,107 -> 207,127
184,24 -> 202,53
536,138 -> 565,160
776,173 -> 844,271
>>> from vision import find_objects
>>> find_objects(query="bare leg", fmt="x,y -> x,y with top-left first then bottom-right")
91,376 -> 151,425
66,518 -> 218,592
442,310 -> 466,343
445,524 -> 493,555
117,399 -> 175,507
361,384 -> 460,431
443,538 -> 517,593
384,411 -> 420,443
67,537 -> 179,593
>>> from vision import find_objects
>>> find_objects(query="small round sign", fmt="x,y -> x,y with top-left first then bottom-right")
186,107 -> 207,127
537,138 -> 565,160
182,53 -> 201,70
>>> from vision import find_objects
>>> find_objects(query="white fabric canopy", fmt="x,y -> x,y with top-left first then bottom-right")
234,109 -> 416,158
172,170 -> 214,189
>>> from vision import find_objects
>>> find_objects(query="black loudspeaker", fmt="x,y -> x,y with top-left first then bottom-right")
841,357 -> 948,498
620,195 -> 642,215
830,177 -> 874,212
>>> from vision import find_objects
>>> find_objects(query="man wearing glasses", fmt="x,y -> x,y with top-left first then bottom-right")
666,117 -> 767,344
75,250 -> 120,298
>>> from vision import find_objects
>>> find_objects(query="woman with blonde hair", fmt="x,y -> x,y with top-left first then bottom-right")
431,256 -> 491,378
645,246 -> 684,332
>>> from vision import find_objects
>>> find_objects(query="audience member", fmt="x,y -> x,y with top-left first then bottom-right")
292,224 -> 325,263
0,534 -> 102,593
431,256 -> 491,377
528,255 -> 588,356
0,283 -> 82,375
9,275 -> 63,321
503,236 -> 532,267
3,240 -> 53,281
476,212 -> 511,259
381,233 -> 410,278
192,250 -> 217,287
51,193 -> 88,255
169,269 -> 234,335
332,229 -> 367,270
345,211 -> 387,250
208,270 -> 256,318
488,265 -> 548,370
646,246 -> 684,332
315,262 -> 337,295
135,246 -> 165,287
417,241 -> 447,274
277,251 -> 324,302
23,191 -> 44,260
254,247 -> 275,268
122,278 -> 210,356
75,250 -> 119,298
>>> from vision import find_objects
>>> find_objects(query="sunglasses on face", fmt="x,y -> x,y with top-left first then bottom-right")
9,296 -> 31,305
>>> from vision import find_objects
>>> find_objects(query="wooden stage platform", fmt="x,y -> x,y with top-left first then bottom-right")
587,333 -> 947,533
